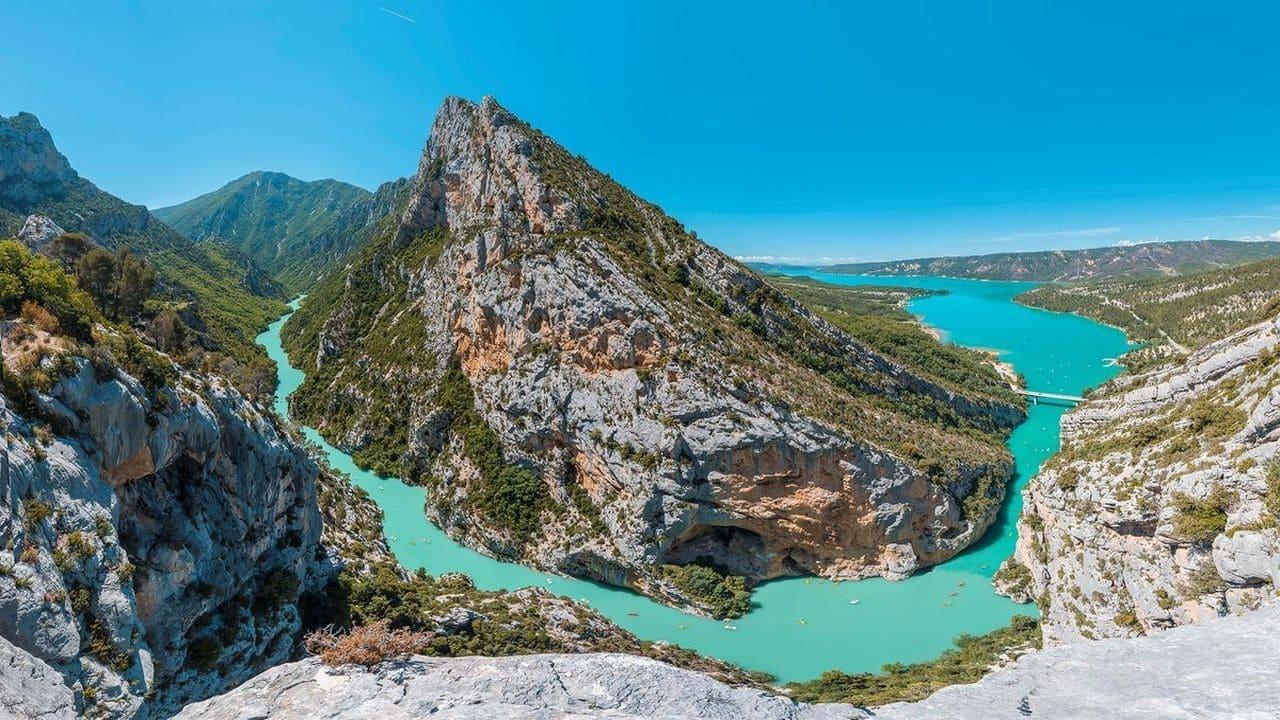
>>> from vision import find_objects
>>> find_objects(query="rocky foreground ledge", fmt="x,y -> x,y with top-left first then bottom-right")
151,606 -> 1280,720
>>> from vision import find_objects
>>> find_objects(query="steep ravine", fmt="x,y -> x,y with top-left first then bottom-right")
263,266 -> 1131,682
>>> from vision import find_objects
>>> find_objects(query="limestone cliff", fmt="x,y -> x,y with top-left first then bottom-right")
169,606 -> 1280,720
1,342 -> 331,718
281,96 -> 1025,610
997,316 -> 1280,643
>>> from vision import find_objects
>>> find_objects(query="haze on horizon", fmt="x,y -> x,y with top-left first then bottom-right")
4,0 -> 1280,263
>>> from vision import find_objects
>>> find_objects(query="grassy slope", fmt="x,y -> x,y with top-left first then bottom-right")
154,171 -> 373,294
1017,257 -> 1280,371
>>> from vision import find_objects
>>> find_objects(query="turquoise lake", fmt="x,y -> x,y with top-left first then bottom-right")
257,272 -> 1131,683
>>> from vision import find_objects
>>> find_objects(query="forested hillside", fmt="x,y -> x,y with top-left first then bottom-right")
1018,258 -> 1280,371
155,171 -> 409,293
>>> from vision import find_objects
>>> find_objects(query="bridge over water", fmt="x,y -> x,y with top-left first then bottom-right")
1013,388 -> 1086,404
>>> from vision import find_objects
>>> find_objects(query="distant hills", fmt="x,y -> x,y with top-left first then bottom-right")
809,240 -> 1280,282
154,171 -> 408,293
0,112 -> 285,364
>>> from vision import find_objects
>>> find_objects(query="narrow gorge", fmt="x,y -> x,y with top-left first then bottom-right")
278,97 -> 1027,616
4,92 -> 1279,720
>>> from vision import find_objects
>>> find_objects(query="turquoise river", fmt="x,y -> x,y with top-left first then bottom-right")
256,272 -> 1131,683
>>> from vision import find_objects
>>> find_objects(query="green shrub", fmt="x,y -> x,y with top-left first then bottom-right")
1181,562 -> 1226,597
993,560 -> 1032,597
657,563 -> 752,619
22,496 -> 52,529
87,619 -> 132,672
0,239 -> 100,339
1171,486 -> 1234,544
1265,461 -> 1280,525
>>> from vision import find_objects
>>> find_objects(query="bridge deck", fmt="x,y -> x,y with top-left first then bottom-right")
1013,389 -> 1086,403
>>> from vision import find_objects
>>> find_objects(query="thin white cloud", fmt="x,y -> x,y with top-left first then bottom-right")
1196,214 -> 1280,221
735,255 -> 866,265
980,227 -> 1121,244
375,4 -> 415,23
1231,229 -> 1280,243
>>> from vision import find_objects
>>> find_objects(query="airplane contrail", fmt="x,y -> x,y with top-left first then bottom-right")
375,4 -> 415,23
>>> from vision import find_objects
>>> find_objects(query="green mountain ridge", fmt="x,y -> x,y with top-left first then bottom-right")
155,170 -> 408,293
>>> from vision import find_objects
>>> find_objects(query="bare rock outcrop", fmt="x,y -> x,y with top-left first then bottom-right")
16,214 -> 64,252
2,349 -> 329,718
997,316 -> 1280,643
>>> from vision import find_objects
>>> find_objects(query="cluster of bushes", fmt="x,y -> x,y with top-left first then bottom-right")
786,615 -> 1040,705
1266,461 -> 1280,524
305,619 -> 435,667
0,239 -> 101,339
657,562 -> 752,619
992,559 -> 1033,598
1170,486 -> 1235,544
303,565 -> 559,659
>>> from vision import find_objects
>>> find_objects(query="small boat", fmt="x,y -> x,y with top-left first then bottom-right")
848,599 -> 861,605
957,581 -> 967,588
627,611 -> 639,617
948,591 -> 959,597
579,597 -> 590,604
723,624 -> 738,631
676,624 -> 689,630
545,578 -> 554,584
941,601 -> 951,608
797,618 -> 807,626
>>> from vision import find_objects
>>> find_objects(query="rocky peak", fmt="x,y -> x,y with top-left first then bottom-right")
395,95 -> 584,245
0,112 -> 78,206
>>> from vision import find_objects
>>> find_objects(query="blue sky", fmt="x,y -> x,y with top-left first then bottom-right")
4,1 -> 1280,263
